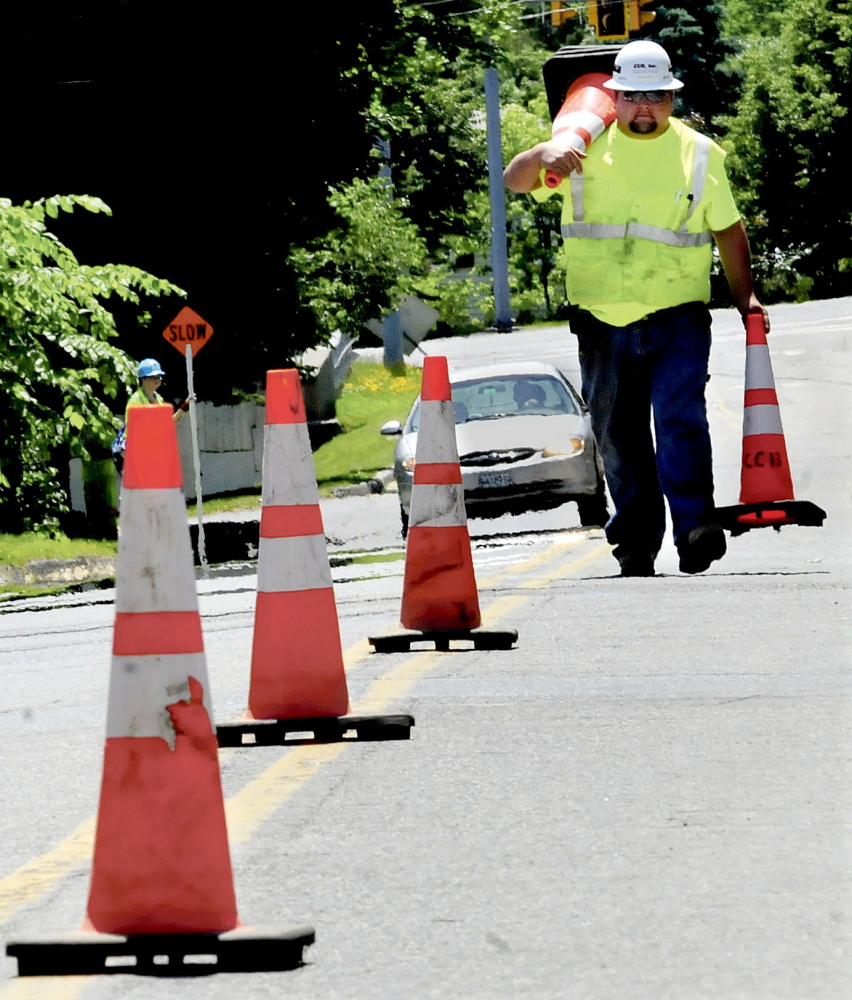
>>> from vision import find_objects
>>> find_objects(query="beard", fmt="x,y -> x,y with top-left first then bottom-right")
628,118 -> 659,135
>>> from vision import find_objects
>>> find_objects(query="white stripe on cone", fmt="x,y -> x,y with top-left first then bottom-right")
744,344 -> 776,390
257,534 -> 334,592
107,653 -> 210,744
743,404 -> 786,437
262,423 -> 321,506
415,400 -> 460,463
552,109 -> 608,147
115,489 -> 198,613
409,484 -> 467,529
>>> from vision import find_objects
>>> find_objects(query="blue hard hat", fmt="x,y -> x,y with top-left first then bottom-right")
138,358 -> 165,378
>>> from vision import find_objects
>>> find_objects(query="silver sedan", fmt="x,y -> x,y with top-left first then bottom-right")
380,361 -> 609,536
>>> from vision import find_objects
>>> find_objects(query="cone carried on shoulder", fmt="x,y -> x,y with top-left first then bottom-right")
544,72 -> 616,189
716,311 -> 826,535
369,356 -> 517,654
6,405 -> 314,977
216,370 -> 413,747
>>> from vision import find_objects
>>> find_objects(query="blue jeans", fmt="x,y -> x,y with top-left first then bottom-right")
573,303 -> 715,558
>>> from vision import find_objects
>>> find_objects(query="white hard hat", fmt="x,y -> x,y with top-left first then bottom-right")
603,40 -> 684,92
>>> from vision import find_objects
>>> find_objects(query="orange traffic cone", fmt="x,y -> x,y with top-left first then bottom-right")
369,356 -> 517,653
6,405 -> 314,977
716,312 -> 825,535
544,72 -> 616,189
216,370 -> 413,747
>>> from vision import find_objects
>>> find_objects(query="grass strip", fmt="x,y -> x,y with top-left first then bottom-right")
5,361 -> 421,565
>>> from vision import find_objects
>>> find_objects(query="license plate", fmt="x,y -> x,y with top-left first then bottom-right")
478,471 -> 513,488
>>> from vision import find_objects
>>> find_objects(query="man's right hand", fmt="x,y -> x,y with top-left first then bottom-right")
539,141 -> 587,179
504,141 -> 586,193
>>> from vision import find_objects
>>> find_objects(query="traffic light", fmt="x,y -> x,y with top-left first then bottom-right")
628,0 -> 656,31
551,2 -> 577,27
587,1 -> 629,41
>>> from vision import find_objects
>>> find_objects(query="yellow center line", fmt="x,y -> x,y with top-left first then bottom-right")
521,542 -> 612,588
228,542 -> 612,843
0,818 -> 96,928
708,379 -> 742,431
0,530 -> 609,994
476,534 -> 586,588
342,636 -> 375,671
0,978 -> 89,1000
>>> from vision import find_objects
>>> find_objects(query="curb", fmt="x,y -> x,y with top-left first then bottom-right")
0,556 -> 117,588
332,468 -> 397,498
3,471 -> 399,589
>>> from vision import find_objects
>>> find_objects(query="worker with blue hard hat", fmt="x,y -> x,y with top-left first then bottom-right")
112,358 -> 194,474
137,358 -> 166,380
124,358 -> 193,423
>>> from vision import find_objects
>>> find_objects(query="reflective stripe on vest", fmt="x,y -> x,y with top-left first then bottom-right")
563,132 -> 713,248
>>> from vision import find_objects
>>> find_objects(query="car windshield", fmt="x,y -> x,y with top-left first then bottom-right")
407,374 -> 579,431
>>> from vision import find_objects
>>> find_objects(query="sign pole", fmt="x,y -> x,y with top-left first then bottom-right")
485,67 -> 512,332
163,306 -> 214,577
185,344 -> 208,578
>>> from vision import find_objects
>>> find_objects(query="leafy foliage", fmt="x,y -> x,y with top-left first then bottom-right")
312,361 -> 422,489
357,0 -> 525,249
289,178 -> 433,338
719,0 -> 852,299
0,196 -> 183,532
3,1 -> 849,455
499,96 -> 568,321
651,3 -> 740,131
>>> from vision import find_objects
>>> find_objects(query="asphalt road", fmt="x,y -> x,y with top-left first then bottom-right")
0,298 -> 849,999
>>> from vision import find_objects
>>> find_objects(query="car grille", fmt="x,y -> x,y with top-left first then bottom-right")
459,448 -> 537,468
466,478 -> 566,501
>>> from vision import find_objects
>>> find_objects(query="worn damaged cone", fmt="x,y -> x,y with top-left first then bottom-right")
368,356 -> 517,654
6,405 -> 314,977
716,311 -> 826,535
216,370 -> 413,748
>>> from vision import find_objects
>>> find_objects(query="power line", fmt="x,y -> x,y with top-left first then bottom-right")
415,0 -> 587,15
442,1 -> 587,19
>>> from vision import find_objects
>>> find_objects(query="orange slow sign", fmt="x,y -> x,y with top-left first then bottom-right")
163,306 -> 214,357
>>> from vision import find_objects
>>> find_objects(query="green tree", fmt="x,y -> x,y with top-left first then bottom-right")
652,2 -> 740,130
0,195 -> 183,533
719,0 -> 852,299
499,96 -> 569,321
287,2 -> 554,335
357,0 -> 526,250
289,177 -> 434,338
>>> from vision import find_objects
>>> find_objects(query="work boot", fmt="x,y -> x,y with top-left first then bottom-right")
677,525 -> 726,574
617,551 -> 656,577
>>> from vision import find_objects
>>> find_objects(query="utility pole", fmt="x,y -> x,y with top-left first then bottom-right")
484,67 -> 513,332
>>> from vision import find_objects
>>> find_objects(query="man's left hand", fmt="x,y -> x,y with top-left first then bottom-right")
741,295 -> 770,334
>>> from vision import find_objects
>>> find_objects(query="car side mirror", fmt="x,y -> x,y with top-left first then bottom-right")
380,420 -> 402,436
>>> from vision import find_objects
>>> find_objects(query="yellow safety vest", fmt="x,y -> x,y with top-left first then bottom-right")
124,387 -> 167,425
533,119 -> 741,326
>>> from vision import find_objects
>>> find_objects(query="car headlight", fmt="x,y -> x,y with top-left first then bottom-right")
401,456 -> 417,472
542,438 -> 584,458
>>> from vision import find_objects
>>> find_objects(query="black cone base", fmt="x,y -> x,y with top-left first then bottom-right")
7,924 -> 315,977
217,714 -> 414,748
368,627 -> 518,653
716,499 -> 826,536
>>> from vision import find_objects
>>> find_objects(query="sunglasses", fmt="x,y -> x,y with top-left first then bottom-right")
622,90 -> 669,104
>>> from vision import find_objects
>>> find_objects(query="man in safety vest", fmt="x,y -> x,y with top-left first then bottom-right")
504,40 -> 767,577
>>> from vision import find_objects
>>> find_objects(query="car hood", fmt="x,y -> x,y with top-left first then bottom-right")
398,413 -> 589,461
456,413 -> 588,455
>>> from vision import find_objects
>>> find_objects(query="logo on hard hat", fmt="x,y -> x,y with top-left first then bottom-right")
605,40 -> 683,92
